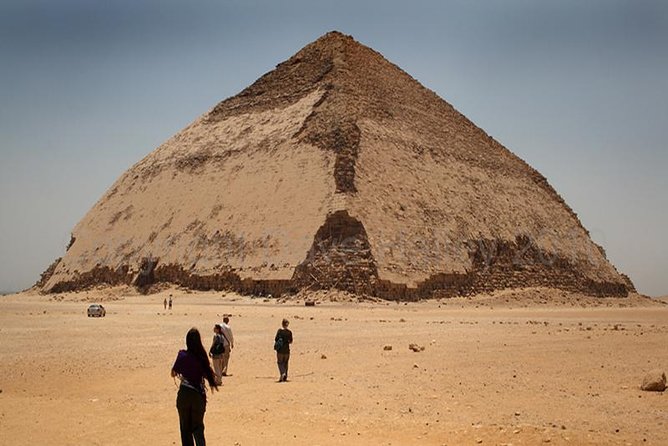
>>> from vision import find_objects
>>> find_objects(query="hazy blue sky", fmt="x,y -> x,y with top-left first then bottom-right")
0,0 -> 666,295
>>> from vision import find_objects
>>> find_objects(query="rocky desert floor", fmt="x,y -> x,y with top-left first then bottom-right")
0,287 -> 666,445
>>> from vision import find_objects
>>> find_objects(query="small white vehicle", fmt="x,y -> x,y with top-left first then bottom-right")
87,304 -> 106,317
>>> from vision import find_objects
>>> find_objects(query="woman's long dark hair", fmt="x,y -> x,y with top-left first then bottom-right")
186,327 -> 218,391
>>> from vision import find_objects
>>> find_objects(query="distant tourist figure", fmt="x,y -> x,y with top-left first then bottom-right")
164,298 -> 167,310
169,295 -> 173,310
220,316 -> 234,376
171,328 -> 218,446
209,324 -> 225,385
274,318 -> 293,382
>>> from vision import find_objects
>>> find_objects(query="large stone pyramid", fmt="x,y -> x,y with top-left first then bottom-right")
40,31 -> 634,298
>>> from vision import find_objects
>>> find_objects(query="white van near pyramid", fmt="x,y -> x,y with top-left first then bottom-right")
38,31 -> 634,298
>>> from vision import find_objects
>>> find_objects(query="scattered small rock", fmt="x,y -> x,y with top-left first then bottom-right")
321,354 -> 327,359
640,369 -> 666,392
409,343 -> 425,352
383,345 -> 393,351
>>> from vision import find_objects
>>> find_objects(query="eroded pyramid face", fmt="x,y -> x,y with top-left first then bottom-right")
39,31 -> 633,298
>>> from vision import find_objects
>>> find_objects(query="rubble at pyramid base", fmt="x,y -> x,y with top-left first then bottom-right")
38,262 -> 632,300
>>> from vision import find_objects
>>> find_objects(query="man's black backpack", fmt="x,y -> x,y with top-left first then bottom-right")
210,335 -> 225,356
273,336 -> 284,352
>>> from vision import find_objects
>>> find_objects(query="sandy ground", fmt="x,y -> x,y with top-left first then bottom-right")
0,289 -> 667,445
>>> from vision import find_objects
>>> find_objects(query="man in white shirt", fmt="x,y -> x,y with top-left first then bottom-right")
220,316 -> 234,376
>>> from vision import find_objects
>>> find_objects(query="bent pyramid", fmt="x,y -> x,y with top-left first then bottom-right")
40,31 -> 634,298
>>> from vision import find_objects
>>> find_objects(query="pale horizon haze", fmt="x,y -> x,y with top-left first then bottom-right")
0,0 -> 666,295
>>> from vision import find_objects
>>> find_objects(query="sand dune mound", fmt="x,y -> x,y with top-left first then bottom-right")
40,31 -> 633,299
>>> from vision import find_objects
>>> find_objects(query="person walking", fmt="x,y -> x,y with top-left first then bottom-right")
171,328 -> 218,446
209,324 -> 225,385
220,316 -> 234,376
274,318 -> 293,382
164,298 -> 167,310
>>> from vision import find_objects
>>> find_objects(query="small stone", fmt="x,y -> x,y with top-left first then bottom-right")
383,345 -> 393,351
409,343 -> 424,352
321,354 -> 327,359
413,363 -> 419,368
640,369 -> 666,392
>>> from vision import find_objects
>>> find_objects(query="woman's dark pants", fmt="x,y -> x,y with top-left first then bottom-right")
176,386 -> 206,446
277,352 -> 290,380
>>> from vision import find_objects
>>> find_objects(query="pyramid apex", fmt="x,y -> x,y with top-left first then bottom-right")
317,30 -> 354,41
299,30 -> 364,56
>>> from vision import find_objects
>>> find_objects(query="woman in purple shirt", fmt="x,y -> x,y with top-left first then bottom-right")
171,328 -> 219,446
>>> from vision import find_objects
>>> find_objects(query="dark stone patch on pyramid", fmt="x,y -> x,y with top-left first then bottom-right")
293,210 -> 378,294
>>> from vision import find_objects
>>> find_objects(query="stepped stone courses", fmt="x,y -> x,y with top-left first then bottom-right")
39,31 -> 634,298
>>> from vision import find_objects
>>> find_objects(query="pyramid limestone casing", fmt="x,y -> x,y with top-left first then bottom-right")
41,32 -> 633,298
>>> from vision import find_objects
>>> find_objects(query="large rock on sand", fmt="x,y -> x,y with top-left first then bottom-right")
641,369 -> 666,392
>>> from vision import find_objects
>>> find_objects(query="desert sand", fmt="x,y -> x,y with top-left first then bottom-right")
1,288 -> 666,445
